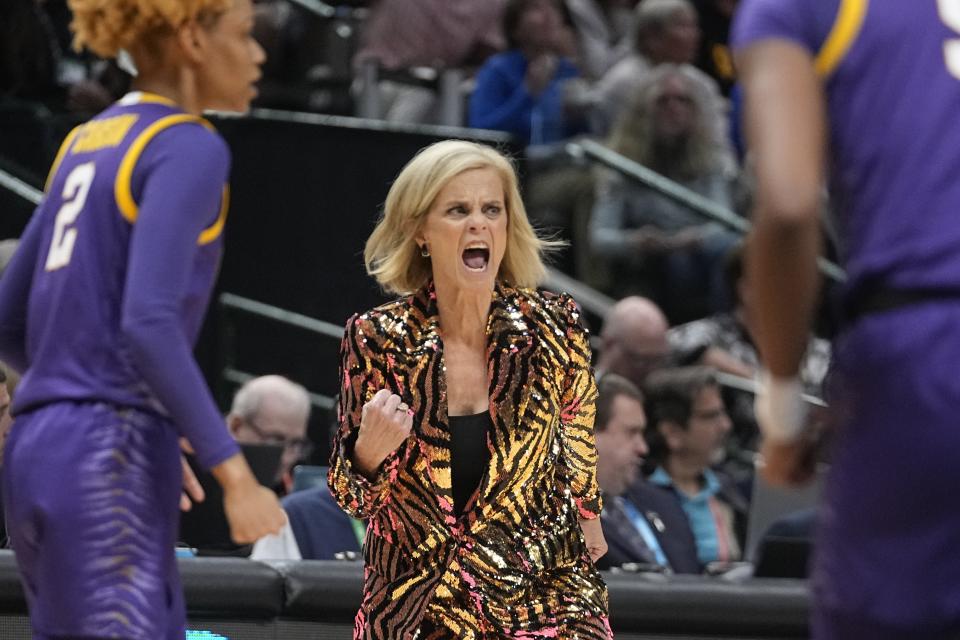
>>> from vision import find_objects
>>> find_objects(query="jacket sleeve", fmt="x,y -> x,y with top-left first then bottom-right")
328,313 -> 408,519
555,295 -> 603,519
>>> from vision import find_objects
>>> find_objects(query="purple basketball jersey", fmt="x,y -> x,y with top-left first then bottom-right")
15,93 -> 227,418
733,0 -> 960,299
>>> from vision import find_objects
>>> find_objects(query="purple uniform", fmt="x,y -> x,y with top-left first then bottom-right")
0,92 -> 240,638
734,1 -> 960,636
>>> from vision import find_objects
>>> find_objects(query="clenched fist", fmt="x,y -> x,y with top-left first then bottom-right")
353,389 -> 414,479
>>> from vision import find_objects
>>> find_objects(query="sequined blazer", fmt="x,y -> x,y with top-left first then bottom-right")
329,281 -> 610,639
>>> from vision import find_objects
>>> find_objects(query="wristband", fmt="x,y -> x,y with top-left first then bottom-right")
755,372 -> 807,444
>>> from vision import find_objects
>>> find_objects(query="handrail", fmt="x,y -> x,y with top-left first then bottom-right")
286,0 -> 336,18
544,266 -> 615,318
715,371 -> 826,408
219,292 -> 344,340
0,167 -> 42,207
217,293 -> 341,411
569,138 -> 848,284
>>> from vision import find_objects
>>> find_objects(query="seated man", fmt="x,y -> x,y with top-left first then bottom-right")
594,373 -> 699,573
643,366 -> 748,568
595,296 -> 672,390
668,243 -> 830,470
251,485 -> 363,561
227,375 -> 312,495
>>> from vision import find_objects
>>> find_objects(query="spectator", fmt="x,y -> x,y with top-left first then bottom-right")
643,366 -> 747,567
227,375 -> 312,495
468,0 -> 587,146
596,296 -> 671,389
590,63 -> 738,319
353,0 -> 505,124
251,406 -> 362,561
563,0 -> 637,81
591,0 -> 727,138
669,242 -> 830,468
251,485 -> 363,561
595,373 -> 700,573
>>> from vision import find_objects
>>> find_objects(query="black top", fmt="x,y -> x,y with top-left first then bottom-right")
448,411 -> 492,515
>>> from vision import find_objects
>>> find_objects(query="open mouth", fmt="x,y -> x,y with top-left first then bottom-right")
462,246 -> 490,272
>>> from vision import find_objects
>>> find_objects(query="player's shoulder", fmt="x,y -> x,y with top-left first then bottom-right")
732,0 -> 836,54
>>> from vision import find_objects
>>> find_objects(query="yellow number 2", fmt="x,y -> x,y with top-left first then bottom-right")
45,162 -> 95,272
938,0 -> 960,78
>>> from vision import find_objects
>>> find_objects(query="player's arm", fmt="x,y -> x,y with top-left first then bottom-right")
121,125 -> 283,542
736,39 -> 826,483
0,209 -> 46,373
737,40 -> 825,377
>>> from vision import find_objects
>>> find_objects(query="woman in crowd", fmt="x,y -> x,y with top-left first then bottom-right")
590,63 -> 738,319
468,0 -> 587,146
329,139 -> 610,638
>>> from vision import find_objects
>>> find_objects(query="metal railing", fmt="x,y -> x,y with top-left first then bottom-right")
568,138 -> 848,284
217,293 -> 340,410
0,167 -> 42,206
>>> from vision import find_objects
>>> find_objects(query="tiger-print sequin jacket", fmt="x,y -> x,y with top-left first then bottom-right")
329,281 -> 611,639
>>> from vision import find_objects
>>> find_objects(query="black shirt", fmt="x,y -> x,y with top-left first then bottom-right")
448,411 -> 492,515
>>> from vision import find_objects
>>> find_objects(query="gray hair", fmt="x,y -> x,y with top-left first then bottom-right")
634,0 -> 696,53
608,63 -> 723,180
230,375 -> 310,421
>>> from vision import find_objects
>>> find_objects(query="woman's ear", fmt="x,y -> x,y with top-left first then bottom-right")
176,20 -> 208,65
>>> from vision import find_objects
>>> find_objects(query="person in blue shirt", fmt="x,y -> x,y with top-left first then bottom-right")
642,366 -> 747,567
469,0 -> 588,146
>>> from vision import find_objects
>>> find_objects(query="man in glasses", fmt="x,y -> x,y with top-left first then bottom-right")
228,375 -> 312,495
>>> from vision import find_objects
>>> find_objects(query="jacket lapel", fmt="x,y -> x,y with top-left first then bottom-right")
404,283 -> 458,524
601,496 -> 657,565
407,282 -> 540,525
478,283 -> 539,506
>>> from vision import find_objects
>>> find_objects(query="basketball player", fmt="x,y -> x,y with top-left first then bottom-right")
734,0 -> 960,636
0,0 -> 285,637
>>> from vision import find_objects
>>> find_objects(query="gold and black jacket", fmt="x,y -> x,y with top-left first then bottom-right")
329,281 -> 610,639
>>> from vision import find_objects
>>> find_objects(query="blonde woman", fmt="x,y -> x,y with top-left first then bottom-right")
0,1 -> 285,638
329,140 -> 612,638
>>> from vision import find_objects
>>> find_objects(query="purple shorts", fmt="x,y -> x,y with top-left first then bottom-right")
814,301 -> 960,636
2,402 -> 185,639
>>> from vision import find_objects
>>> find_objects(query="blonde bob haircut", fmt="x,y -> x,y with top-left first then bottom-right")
365,140 -> 559,296
68,0 -> 232,58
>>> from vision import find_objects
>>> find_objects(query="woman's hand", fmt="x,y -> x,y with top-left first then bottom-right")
353,389 -> 413,479
579,516 -> 608,564
526,54 -> 559,96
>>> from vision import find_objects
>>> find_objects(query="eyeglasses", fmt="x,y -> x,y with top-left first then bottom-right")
690,408 -> 727,423
242,416 -> 314,457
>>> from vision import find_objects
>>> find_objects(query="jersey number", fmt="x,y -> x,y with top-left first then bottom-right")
44,162 -> 95,271
938,0 -> 960,79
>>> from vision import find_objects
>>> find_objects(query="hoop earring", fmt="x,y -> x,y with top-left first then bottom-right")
420,245 -> 430,258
